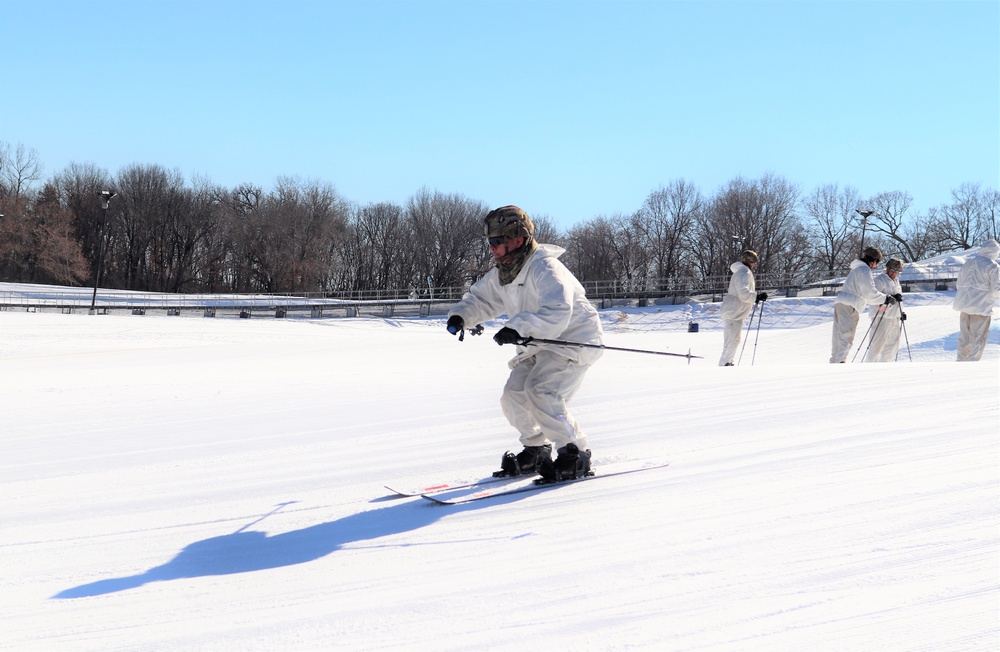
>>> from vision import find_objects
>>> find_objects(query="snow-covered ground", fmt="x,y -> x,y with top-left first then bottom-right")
2,291 -> 998,651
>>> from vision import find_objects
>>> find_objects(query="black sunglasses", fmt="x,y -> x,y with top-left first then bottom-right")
488,236 -> 507,247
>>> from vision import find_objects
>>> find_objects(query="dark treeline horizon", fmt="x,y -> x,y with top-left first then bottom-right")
0,141 -> 997,296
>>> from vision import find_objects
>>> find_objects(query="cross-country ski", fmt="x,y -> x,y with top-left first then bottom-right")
383,475 -> 518,497
420,460 -> 671,504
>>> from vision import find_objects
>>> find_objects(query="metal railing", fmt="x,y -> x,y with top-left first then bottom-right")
0,265 -> 962,317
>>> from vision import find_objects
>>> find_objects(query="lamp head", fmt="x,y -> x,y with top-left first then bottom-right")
100,190 -> 117,210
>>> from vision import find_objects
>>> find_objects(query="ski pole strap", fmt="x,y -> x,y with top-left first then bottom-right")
519,336 -> 703,360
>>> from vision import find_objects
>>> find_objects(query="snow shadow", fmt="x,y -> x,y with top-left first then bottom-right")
52,493 -> 530,599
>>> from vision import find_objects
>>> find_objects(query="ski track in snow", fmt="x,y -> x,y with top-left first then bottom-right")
1,290 -> 998,651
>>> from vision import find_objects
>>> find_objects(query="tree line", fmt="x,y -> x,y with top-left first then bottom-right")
0,140 -> 997,295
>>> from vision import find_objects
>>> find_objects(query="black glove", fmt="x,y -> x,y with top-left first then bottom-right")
493,326 -> 523,346
900,312 -> 907,322
755,292 -> 768,303
892,293 -> 903,303
446,315 -> 464,335
884,295 -> 897,305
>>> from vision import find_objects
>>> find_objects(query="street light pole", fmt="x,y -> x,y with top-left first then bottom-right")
89,190 -> 117,314
856,209 -> 874,258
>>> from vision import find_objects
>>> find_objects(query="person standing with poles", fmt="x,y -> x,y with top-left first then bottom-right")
445,205 -> 604,483
719,249 -> 767,366
953,239 -> 1000,361
865,258 -> 906,362
830,246 -> 900,363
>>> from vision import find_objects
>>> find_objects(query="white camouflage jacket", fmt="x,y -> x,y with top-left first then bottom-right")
872,272 -> 903,320
720,261 -> 757,321
449,244 -> 603,368
953,239 -> 1000,316
835,259 -> 887,313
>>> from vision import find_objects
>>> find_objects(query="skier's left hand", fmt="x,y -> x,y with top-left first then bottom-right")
493,327 -> 523,346
756,292 -> 768,303
892,293 -> 903,303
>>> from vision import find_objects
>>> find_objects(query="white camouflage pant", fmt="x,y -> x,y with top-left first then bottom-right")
864,314 -> 902,362
830,303 -> 861,363
500,349 -> 596,451
957,313 -> 992,361
719,318 -> 747,366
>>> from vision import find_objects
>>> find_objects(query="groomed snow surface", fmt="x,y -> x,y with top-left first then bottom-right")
3,291 -> 998,651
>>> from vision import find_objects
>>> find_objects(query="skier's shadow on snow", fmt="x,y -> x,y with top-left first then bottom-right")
53,492 -> 534,599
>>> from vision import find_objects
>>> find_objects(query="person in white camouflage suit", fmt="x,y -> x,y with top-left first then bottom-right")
830,246 -> 900,363
953,239 -> 1000,361
719,249 -> 767,366
864,258 -> 906,362
446,206 -> 604,482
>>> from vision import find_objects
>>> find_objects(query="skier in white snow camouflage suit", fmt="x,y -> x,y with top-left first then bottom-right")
830,246 -> 897,363
719,249 -> 767,366
446,205 -> 603,482
953,239 -> 1000,362
864,258 -> 905,363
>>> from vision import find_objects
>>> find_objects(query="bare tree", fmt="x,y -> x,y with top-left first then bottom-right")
863,190 -> 926,260
240,177 -> 349,292
0,183 -> 89,284
351,202 -> 409,289
111,164 -> 188,290
930,182 -> 997,250
983,189 -> 1000,243
0,142 -> 43,200
405,188 -> 489,289
527,213 -> 562,247
692,174 -> 802,281
159,178 -> 224,292
0,194 -> 31,281
24,183 -> 90,284
634,180 -> 699,284
563,216 -> 618,283
50,162 -> 114,285
599,213 -> 648,291
803,184 -> 861,276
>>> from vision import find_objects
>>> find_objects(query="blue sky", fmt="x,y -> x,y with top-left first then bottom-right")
4,0 -> 997,229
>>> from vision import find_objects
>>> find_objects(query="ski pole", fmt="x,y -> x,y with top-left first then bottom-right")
900,312 -> 912,361
850,306 -> 880,363
519,336 -> 703,362
751,299 -> 764,366
857,306 -> 886,362
737,302 -> 758,366
851,306 -> 882,363
853,305 -> 886,363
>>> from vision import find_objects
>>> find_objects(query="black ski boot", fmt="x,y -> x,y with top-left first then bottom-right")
492,444 -> 552,477
537,443 -> 593,484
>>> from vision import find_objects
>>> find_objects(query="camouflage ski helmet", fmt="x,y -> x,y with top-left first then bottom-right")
484,205 -> 534,241
885,258 -> 904,272
739,249 -> 759,265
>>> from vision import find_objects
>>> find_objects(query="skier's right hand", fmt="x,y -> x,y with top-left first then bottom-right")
884,295 -> 897,305
446,315 -> 464,336
755,292 -> 768,303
